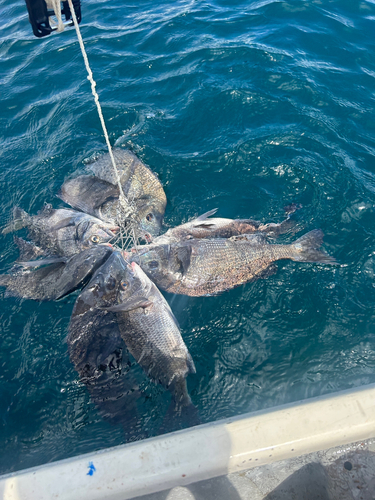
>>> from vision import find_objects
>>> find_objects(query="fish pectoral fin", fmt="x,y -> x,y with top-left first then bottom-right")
102,297 -> 153,313
58,176 -> 120,212
176,245 -> 192,275
18,256 -> 67,268
86,180 -> 121,210
194,208 -> 218,221
192,222 -> 216,229
49,217 -> 77,231
229,233 -> 267,244
136,194 -> 153,210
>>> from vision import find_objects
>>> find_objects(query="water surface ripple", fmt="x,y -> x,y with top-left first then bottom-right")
1,0 -> 375,474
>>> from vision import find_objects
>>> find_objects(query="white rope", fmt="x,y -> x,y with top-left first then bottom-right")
66,0 -> 133,219
46,0 -> 65,32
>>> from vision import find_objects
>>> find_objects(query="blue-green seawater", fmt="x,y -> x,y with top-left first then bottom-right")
1,0 -> 375,474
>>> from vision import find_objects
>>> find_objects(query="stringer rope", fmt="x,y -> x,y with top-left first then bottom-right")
66,0 -> 134,221
46,0 -> 65,32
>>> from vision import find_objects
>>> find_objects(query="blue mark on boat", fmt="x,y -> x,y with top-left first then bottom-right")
87,462 -> 96,476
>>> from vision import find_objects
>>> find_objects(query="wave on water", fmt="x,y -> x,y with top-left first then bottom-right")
1,0 -> 375,474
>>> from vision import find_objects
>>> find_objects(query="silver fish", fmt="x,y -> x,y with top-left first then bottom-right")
59,148 -> 167,237
68,253 -> 142,432
0,245 -> 114,301
78,251 -> 196,410
2,205 -> 118,257
131,229 -> 336,296
153,207 -> 297,245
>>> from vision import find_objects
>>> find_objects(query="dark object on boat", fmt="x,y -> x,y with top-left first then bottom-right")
24,0 -> 81,38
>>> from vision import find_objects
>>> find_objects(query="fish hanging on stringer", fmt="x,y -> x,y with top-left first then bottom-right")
23,0 -> 149,251
58,148 -> 167,244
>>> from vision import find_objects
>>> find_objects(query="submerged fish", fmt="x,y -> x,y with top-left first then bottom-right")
0,245 -> 113,301
131,229 -> 336,296
71,251 -> 196,411
153,207 -> 298,245
2,205 -> 118,257
67,254 -> 142,432
59,148 -> 167,236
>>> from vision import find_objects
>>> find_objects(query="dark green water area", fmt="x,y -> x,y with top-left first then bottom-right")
1,0 -> 375,475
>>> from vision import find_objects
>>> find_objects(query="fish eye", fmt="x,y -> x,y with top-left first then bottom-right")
106,277 -> 116,290
148,260 -> 159,270
90,235 -> 101,244
146,213 -> 154,222
120,281 -> 129,290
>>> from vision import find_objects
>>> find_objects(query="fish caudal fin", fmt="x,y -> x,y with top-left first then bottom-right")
290,229 -> 336,264
2,207 -> 30,235
159,380 -> 201,434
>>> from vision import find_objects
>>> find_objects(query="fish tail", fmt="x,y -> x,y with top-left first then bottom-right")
168,376 -> 192,408
289,229 -> 336,264
2,207 -> 30,234
175,399 -> 201,427
160,378 -> 201,433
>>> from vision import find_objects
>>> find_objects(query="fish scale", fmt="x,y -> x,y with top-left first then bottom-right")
3,205 -> 117,258
59,148 -> 167,238
116,263 -> 195,402
176,239 -> 283,295
152,205 -> 301,245
134,229 -> 336,297
68,251 -> 196,412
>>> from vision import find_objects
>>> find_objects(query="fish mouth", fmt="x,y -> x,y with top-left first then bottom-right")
121,251 -> 139,271
121,250 -> 132,261
129,261 -> 152,292
130,261 -> 143,279
125,261 -> 138,274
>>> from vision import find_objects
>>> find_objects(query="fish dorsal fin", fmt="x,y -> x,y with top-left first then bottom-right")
49,217 -> 78,231
194,208 -> 218,221
17,256 -> 67,268
58,176 -> 120,213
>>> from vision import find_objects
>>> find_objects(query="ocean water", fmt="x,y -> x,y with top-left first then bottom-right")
1,0 -> 375,475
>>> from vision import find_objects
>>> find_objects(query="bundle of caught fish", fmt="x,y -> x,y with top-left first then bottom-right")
0,147 -> 336,433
